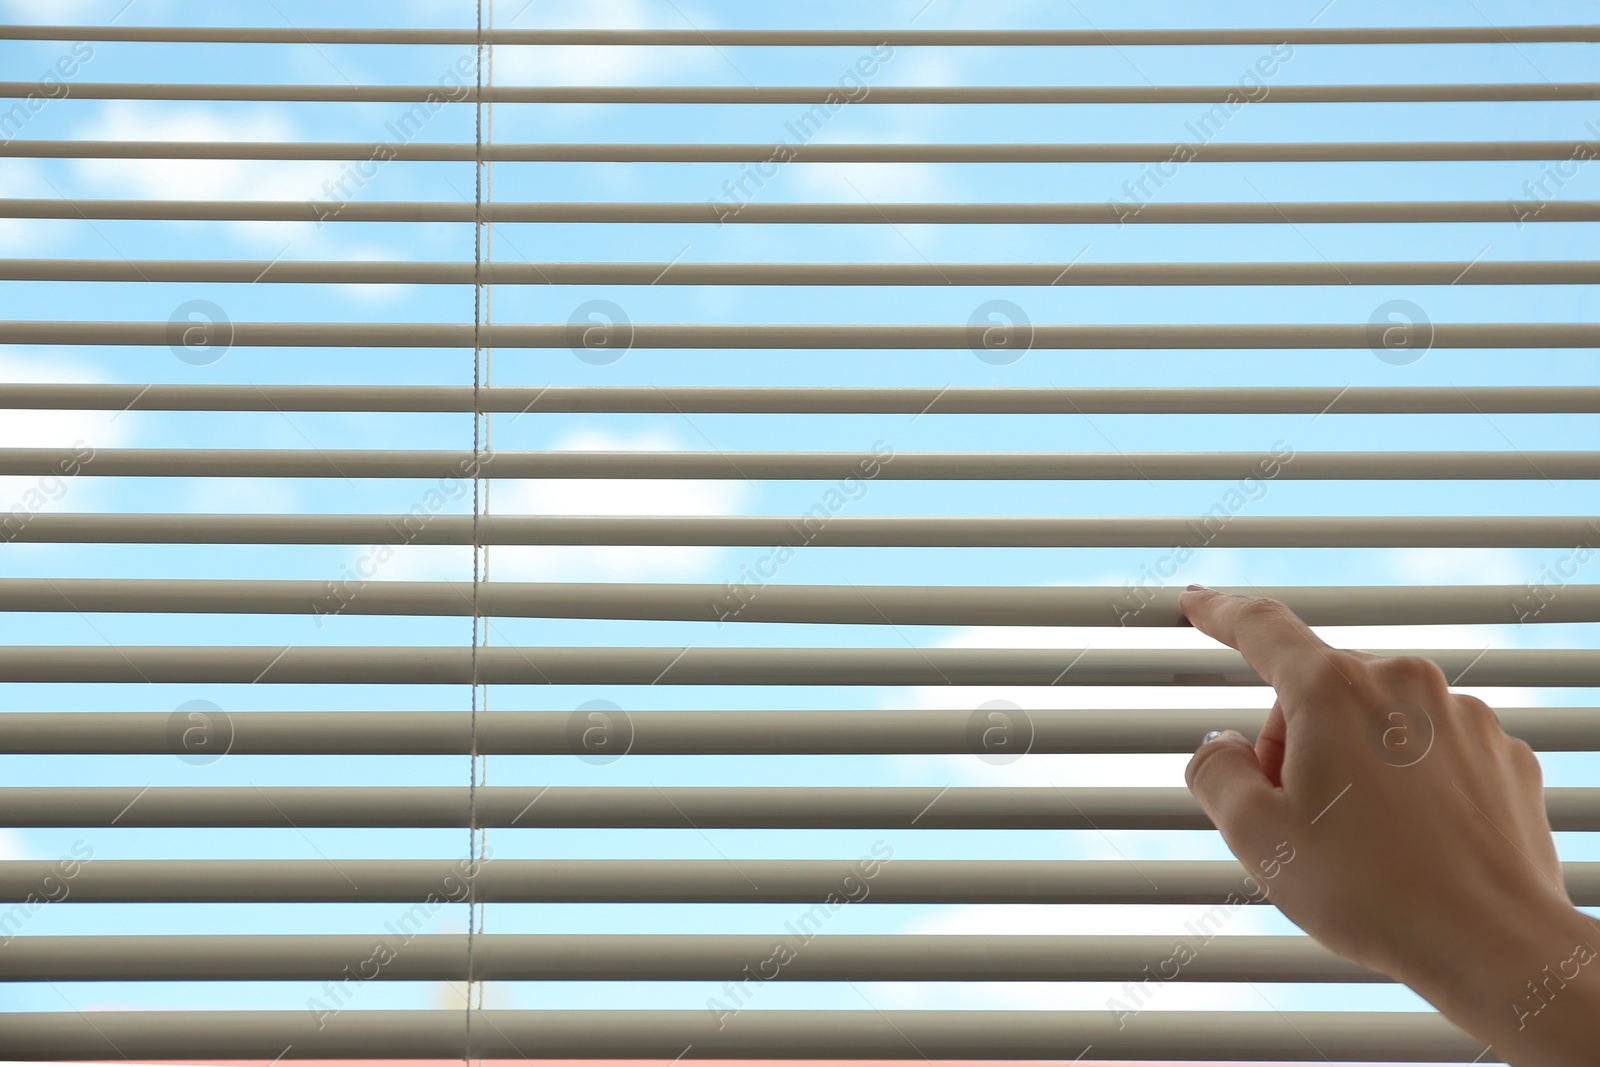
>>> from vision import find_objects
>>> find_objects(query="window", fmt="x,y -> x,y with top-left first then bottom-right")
0,2 -> 1595,1063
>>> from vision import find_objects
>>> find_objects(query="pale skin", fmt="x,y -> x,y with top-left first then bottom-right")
1180,585 -> 1600,1067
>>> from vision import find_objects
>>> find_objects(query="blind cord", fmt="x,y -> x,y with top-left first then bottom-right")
465,0 -> 487,1059
475,0 -> 495,1033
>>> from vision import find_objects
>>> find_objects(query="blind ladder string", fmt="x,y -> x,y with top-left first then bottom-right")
465,0 -> 487,1058
475,0 -> 496,1027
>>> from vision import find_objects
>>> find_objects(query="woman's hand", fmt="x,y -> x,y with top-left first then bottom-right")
1180,585 -> 1600,1066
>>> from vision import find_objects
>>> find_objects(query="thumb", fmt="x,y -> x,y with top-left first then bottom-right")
1186,729 -> 1285,859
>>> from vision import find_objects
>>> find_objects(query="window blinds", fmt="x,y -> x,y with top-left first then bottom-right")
0,8 -> 1597,1064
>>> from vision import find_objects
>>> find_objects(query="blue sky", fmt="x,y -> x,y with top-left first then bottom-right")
0,0 -> 1597,1044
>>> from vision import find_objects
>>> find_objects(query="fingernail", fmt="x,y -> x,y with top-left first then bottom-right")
1186,584 -> 1213,592
1201,730 -> 1223,745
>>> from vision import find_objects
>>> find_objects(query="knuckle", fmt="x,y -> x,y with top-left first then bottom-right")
1506,737 -> 1543,779
1454,693 -> 1501,726
1377,654 -> 1449,691
1236,597 -> 1291,626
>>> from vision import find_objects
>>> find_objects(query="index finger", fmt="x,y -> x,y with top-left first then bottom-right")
1179,585 -> 1346,695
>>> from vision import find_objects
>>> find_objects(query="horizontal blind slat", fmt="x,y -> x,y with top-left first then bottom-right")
3,785 -> 1594,829
2,23 -> 1595,43
6,198 -> 1598,223
5,858 -> 1597,903
0,1008 -> 1485,1061
5,384 -> 1600,413
6,258 -> 1595,285
0,707 -> 1590,753
4,321 -> 1595,348
0,933 -> 1380,982
3,140 -> 1592,161
1,579 -> 1592,625
3,82 -> 1595,103
0,448 -> 1589,479
0,646 -> 1585,685
7,514 -> 1592,547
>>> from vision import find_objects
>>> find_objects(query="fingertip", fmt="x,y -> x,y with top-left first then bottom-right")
1184,728 -> 1264,795
1178,584 -> 1225,620
1186,729 -> 1283,859
1198,727 -> 1245,748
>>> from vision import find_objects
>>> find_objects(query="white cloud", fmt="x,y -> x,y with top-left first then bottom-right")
0,350 -> 127,450
0,350 -> 130,516
791,161 -> 954,205
515,427 -> 752,521
895,895 -> 1298,1013
0,829 -> 27,861
0,161 -> 56,251
330,284 -> 422,305
0,348 -> 100,389
0,0 -> 118,19
871,901 -> 1290,1010
1377,546 -> 1530,586
902,621 -> 1544,787
898,628 -> 1253,787
178,479 -> 301,516
491,45 -> 704,91
489,427 -> 749,581
863,977 -> 1275,1012
67,102 -> 339,206
378,426 -> 751,583
489,0 -> 712,87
